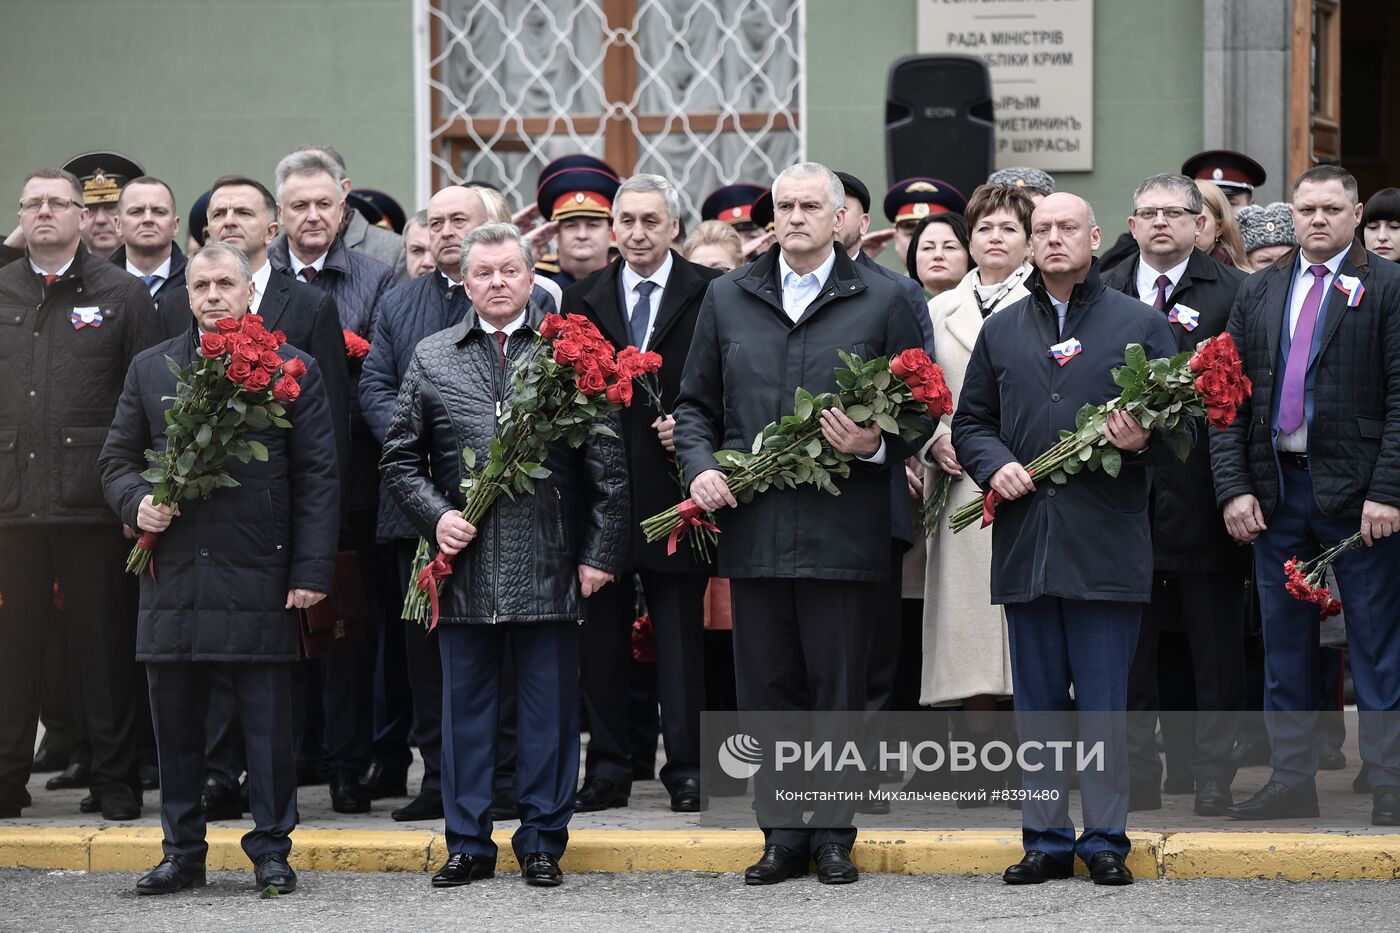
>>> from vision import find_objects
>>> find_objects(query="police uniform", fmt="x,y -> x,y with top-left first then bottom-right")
883,177 -> 968,227
700,184 -> 767,241
63,151 -> 144,261
1182,150 -> 1267,208
349,189 -> 407,235
750,190 -> 775,233
535,165 -> 620,290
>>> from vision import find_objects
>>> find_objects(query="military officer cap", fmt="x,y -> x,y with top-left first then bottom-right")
1181,149 -> 1267,195
883,178 -> 967,224
537,166 -> 620,222
1237,202 -> 1297,253
539,154 -> 620,185
834,172 -> 872,214
750,189 -> 775,232
986,166 -> 1056,196
350,188 -> 406,234
61,150 -> 145,206
700,183 -> 767,227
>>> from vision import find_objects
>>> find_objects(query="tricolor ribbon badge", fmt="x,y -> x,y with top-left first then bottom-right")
1334,274 -> 1365,308
1169,303 -> 1200,331
1050,336 -> 1082,366
70,306 -> 103,329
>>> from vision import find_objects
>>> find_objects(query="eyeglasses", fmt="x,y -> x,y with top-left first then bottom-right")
1132,206 -> 1199,221
18,196 -> 81,214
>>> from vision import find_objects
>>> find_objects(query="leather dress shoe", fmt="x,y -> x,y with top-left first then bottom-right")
362,762 -> 408,800
392,790 -> 444,822
743,844 -> 808,885
1088,851 -> 1134,886
1318,749 -> 1347,771
669,778 -> 703,813
136,855 -> 206,895
489,788 -> 518,821
431,852 -> 494,887
31,743 -> 71,774
140,763 -> 160,790
1372,786 -> 1400,826
1193,778 -> 1234,816
1002,851 -> 1073,885
79,793 -> 100,814
329,771 -> 371,814
813,843 -> 858,884
98,784 -> 141,821
1226,780 -> 1319,820
575,777 -> 628,812
253,853 -> 297,893
45,761 -> 90,791
522,852 -> 563,887
202,781 -> 243,821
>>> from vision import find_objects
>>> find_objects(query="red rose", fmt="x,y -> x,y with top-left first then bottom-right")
215,317 -> 240,334
272,330 -> 287,346
890,348 -> 930,379
243,313 -> 266,331
259,350 -> 283,370
578,369 -> 607,395
553,337 -> 584,364
282,357 -> 308,379
273,374 -> 301,402
199,333 -> 228,358
605,379 -> 634,406
540,314 -> 565,339
227,358 -> 253,383
235,341 -> 262,364
244,368 -> 272,392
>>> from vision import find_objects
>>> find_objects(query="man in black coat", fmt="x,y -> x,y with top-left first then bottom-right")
1103,174 -> 1250,817
381,223 -> 627,889
954,193 -> 1181,887
674,162 -> 931,886
564,174 -> 723,814
1210,165 -> 1400,825
0,167 -> 156,822
109,176 -> 187,312
100,242 -> 339,895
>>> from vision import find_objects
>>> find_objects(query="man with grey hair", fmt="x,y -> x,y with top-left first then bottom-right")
563,174 -> 724,815
674,161 -> 932,885
403,210 -> 434,279
382,222 -> 627,888
1104,174 -> 1248,818
293,145 -> 407,280
268,146 -> 395,814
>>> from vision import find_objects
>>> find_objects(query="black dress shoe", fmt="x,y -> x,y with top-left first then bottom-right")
522,852 -> 563,887
253,853 -> 297,893
45,761 -> 90,791
136,855 -> 206,895
489,788 -> 518,821
31,743 -> 71,774
669,778 -> 703,813
813,843 -> 858,884
431,852 -> 494,887
79,793 -> 100,814
1088,851 -> 1134,886
1318,749 -> 1347,771
362,762 -> 409,800
1372,786 -> 1400,826
1002,851 -> 1073,885
140,763 -> 160,790
392,790 -> 444,822
743,844 -> 808,885
98,784 -> 141,821
328,771 -> 371,814
575,777 -> 628,812
1226,780 -> 1319,820
202,781 -> 242,821
1193,778 -> 1234,816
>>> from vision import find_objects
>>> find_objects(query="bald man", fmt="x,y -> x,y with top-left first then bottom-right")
954,193 -> 1183,887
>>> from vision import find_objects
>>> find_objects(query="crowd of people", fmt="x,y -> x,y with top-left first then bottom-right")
2,139 -> 1400,895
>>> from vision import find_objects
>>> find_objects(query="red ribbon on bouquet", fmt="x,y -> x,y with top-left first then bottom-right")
666,498 -> 721,557
416,553 -> 456,632
980,467 -> 1034,529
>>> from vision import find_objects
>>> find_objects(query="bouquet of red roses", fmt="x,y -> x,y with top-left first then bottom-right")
1285,532 -> 1362,619
403,313 -> 662,628
947,333 -> 1252,533
125,313 -> 305,575
640,348 -> 952,555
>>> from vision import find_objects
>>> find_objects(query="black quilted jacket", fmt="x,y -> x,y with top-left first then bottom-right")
379,301 -> 628,625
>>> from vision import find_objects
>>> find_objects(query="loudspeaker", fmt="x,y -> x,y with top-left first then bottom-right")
885,54 -> 995,203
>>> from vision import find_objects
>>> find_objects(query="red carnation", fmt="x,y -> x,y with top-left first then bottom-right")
343,329 -> 371,360
282,357 -> 308,380
273,374 -> 301,402
605,378 -> 634,406
243,368 -> 272,393
199,333 -> 228,358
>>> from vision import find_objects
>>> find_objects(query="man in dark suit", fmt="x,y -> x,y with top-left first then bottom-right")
1210,164 -> 1400,825
1103,174 -> 1250,817
674,162 -> 931,886
563,174 -> 722,814
109,176 -> 187,312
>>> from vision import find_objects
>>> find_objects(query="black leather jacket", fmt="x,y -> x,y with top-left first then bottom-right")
380,301 -> 628,625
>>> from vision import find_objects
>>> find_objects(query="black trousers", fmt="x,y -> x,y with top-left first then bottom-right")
148,662 -> 297,864
579,574 -> 638,789
731,577 -> 875,855
1127,572 -> 1246,786
0,525 -> 139,806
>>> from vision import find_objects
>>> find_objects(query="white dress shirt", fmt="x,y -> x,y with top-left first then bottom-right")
777,248 -> 836,323
1134,255 -> 1190,308
288,250 -> 328,280
1277,246 -> 1350,452
30,256 -> 75,278
478,309 -> 528,337
125,254 -> 173,295
249,261 -> 273,313
621,251 -> 673,349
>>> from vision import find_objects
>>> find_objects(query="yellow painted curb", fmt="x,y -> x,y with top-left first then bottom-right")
1161,832 -> 1400,880
0,826 -> 95,871
85,826 -> 440,873
856,830 -> 1163,880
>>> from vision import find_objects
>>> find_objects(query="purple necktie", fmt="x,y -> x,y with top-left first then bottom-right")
495,331 -> 508,371
1277,264 -> 1330,434
299,266 -> 317,283
1152,274 -> 1170,311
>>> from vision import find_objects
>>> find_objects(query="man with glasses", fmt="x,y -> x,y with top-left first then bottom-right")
0,168 -> 156,821
1104,174 -> 1249,818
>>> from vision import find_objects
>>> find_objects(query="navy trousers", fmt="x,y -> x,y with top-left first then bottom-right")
1252,462 -> 1400,788
147,661 -> 297,864
439,622 -> 579,864
1004,595 -> 1140,865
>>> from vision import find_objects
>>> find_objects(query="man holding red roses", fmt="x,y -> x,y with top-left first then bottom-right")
99,242 -> 340,896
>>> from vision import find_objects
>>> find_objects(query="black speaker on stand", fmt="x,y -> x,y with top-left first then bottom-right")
885,54 -> 996,201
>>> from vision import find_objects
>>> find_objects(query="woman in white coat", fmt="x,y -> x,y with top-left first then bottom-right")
918,183 -> 1037,754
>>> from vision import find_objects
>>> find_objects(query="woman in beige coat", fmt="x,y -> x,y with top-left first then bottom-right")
919,184 -> 1038,724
